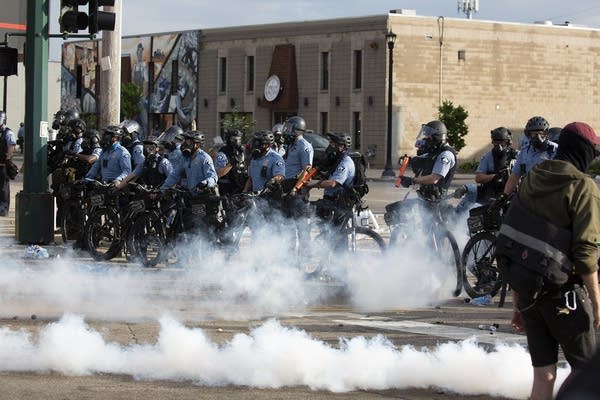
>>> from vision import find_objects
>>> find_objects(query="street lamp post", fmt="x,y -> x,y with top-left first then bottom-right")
382,30 -> 397,178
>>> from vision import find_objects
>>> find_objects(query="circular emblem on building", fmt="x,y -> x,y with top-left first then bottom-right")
264,74 -> 281,102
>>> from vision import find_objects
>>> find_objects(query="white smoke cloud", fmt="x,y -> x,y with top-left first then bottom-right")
0,314 -> 570,398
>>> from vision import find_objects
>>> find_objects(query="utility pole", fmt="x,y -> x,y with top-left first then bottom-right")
99,0 -> 121,128
16,0 -> 54,244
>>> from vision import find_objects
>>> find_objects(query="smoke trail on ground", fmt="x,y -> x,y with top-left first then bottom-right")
0,314 -> 569,398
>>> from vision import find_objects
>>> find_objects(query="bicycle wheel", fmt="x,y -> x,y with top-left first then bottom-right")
432,227 -> 462,297
60,202 -> 85,245
461,231 -> 502,298
344,226 -> 386,254
85,207 -> 122,261
130,211 -> 167,267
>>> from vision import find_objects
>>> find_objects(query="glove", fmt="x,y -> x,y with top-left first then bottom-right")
453,185 -> 468,199
266,179 -> 280,192
488,193 -> 508,213
195,182 -> 208,193
400,176 -> 414,188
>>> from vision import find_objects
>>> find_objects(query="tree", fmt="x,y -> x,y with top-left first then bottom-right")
120,82 -> 143,120
220,108 -> 256,142
438,100 -> 469,153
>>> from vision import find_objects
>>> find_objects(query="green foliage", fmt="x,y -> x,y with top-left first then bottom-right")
120,82 -> 143,120
220,108 -> 256,142
438,100 -> 469,153
458,159 -> 479,172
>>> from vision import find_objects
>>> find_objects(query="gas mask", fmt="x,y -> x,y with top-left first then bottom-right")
274,133 -> 284,145
492,143 -> 506,157
100,134 -> 113,150
529,132 -> 548,151
251,140 -> 268,159
181,142 -> 195,158
121,135 -> 133,148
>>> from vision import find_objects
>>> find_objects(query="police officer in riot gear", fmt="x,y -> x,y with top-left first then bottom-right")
244,130 -> 285,193
0,111 -> 16,216
400,120 -> 457,200
455,127 -> 518,212
215,129 -> 247,196
503,116 -> 558,195
271,123 -> 286,156
157,125 -> 185,173
68,127 -> 103,180
85,126 -> 132,184
307,132 -> 355,200
117,136 -> 172,189
160,130 -> 217,192
120,119 -> 145,171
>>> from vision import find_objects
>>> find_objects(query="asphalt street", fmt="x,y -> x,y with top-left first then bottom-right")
0,154 -> 573,400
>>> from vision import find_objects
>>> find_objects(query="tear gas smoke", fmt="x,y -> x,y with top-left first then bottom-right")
0,314 -> 569,398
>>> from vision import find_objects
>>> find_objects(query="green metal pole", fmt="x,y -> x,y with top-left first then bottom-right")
16,0 -> 53,244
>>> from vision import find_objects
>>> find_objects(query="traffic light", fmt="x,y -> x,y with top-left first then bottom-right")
60,0 -> 89,33
88,0 -> 116,35
59,0 -> 115,35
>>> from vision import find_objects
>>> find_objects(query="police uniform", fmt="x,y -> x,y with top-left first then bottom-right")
161,149 -> 217,190
0,126 -> 16,214
215,146 -> 246,195
511,141 -> 557,177
284,137 -> 313,179
132,154 -> 173,188
248,149 -> 285,191
272,144 -> 286,157
128,141 -> 145,171
85,143 -> 132,183
410,145 -> 457,200
63,137 -> 83,154
324,154 -> 355,198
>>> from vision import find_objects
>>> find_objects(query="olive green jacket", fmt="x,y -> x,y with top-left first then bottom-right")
518,160 -> 600,275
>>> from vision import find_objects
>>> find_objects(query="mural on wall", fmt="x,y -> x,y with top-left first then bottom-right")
61,31 -> 198,136
149,31 -> 198,132
61,41 -> 98,115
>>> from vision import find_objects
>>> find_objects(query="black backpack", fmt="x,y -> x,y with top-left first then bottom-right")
348,151 -> 369,199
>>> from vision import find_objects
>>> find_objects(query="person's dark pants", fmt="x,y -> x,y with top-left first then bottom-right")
0,166 -> 9,215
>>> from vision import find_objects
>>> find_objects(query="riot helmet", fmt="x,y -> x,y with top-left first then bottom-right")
251,130 -> 274,159
81,129 -> 100,152
282,116 -> 306,144
272,123 -> 285,145
142,136 -> 160,157
327,132 -> 352,148
68,118 -> 87,141
324,132 -> 352,166
180,130 -> 205,158
524,116 -> 549,150
415,120 -> 447,152
120,119 -> 142,148
490,126 -> 512,154
52,110 -> 66,130
100,125 -> 123,150
158,125 -> 183,151
63,110 -> 80,124
0,111 -> 6,126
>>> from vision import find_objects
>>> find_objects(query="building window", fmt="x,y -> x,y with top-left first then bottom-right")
320,112 -> 328,134
246,56 -> 254,92
219,57 -> 227,93
353,50 -> 362,89
353,112 -> 362,150
320,52 -> 329,91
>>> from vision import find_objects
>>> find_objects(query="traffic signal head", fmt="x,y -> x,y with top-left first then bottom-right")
60,0 -> 89,33
89,0 -> 116,35
59,0 -> 115,35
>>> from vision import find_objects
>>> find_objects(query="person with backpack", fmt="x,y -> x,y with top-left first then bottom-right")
496,122 -> 600,400
398,120 -> 457,201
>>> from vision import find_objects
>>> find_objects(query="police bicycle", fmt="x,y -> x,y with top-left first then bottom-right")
300,191 -> 386,278
384,190 -> 462,297
460,198 -> 509,299
129,187 -> 260,267
57,179 -> 90,246
83,181 -> 148,261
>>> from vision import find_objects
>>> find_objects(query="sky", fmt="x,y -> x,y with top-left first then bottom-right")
119,0 -> 600,36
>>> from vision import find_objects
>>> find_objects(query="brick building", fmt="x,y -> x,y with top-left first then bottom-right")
61,12 -> 600,166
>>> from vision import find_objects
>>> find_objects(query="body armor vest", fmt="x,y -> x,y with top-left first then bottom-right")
219,145 -> 246,188
141,154 -> 167,188
412,143 -> 457,200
